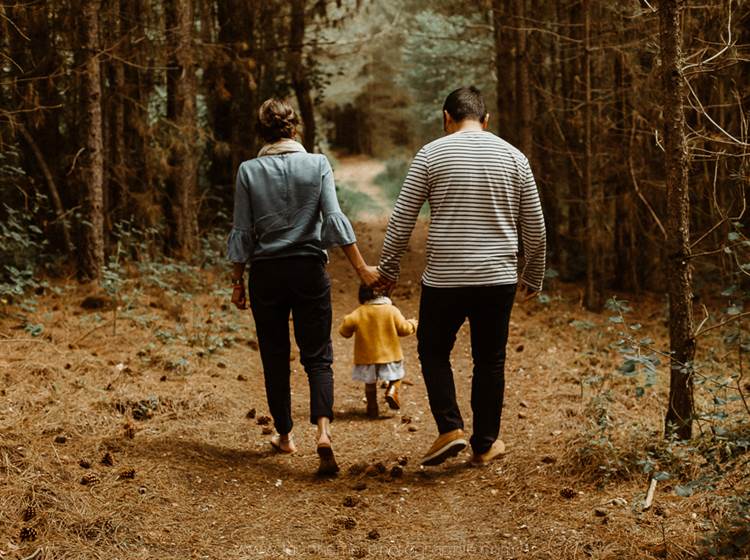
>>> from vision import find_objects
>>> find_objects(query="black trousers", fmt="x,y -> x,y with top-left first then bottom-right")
248,256 -> 334,435
417,283 -> 516,455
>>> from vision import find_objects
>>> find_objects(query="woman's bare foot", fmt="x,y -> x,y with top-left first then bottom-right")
270,432 -> 297,454
316,417 -> 332,447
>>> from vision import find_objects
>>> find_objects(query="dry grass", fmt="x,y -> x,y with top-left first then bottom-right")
1,221 -> 748,560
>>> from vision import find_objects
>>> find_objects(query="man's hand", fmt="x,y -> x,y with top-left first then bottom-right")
517,284 -> 539,303
231,283 -> 248,310
373,269 -> 396,291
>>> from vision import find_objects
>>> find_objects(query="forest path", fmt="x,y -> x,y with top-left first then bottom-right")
334,155 -> 391,221
0,224 -> 698,560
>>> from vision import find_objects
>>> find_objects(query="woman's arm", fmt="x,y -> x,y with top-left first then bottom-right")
228,164 -> 253,310
341,243 -> 379,287
319,157 -> 379,286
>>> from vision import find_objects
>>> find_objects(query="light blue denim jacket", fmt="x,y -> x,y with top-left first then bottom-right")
226,152 -> 356,263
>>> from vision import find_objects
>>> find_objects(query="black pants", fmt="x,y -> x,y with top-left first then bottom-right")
417,283 -> 516,454
248,256 -> 334,435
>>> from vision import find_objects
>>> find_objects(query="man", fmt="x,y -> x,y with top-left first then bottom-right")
375,86 -> 546,466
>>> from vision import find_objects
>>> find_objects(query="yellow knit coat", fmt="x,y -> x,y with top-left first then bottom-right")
339,302 -> 416,365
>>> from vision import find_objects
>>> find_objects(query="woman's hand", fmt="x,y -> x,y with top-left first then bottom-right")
341,244 -> 384,287
232,283 -> 248,310
231,263 -> 248,309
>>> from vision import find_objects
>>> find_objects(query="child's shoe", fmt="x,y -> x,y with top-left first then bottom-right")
385,380 -> 401,410
365,383 -> 379,418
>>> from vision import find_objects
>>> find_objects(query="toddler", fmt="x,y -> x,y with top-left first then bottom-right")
339,284 -> 417,418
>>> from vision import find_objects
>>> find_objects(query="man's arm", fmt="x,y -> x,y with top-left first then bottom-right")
377,149 -> 430,283
518,158 -> 546,292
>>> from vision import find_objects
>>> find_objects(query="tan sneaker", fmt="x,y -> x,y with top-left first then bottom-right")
421,429 -> 467,466
470,440 -> 506,465
385,380 -> 401,410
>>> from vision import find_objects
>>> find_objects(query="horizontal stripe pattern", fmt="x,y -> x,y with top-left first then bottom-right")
378,131 -> 546,290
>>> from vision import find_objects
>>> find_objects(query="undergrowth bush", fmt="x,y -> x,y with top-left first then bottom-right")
336,181 -> 377,219
374,158 -> 410,202
0,203 -> 48,303
565,294 -> 750,554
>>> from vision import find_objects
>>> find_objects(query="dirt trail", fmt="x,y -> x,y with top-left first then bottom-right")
0,180 -> 710,559
334,155 -> 391,222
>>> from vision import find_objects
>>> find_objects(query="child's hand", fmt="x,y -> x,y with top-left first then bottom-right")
408,319 -> 418,329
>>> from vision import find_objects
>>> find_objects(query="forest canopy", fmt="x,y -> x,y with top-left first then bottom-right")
1,0 -> 747,294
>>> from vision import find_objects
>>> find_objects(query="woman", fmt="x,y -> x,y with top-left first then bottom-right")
227,98 -> 377,474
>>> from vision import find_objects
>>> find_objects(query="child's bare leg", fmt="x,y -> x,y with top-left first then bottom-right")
365,383 -> 379,418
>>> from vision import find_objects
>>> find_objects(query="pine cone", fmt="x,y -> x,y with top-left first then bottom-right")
22,505 -> 37,522
118,468 -> 136,480
19,527 -> 37,542
81,472 -> 100,486
560,487 -> 577,499
79,458 -> 92,469
101,452 -> 114,466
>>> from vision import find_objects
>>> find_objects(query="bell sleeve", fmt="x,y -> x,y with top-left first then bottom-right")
226,164 -> 255,263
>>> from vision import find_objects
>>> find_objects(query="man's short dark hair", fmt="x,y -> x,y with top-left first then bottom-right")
443,86 -> 487,122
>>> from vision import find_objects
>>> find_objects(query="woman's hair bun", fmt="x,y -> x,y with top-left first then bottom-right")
257,98 -> 300,143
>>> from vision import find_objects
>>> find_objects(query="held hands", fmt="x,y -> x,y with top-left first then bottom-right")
357,265 -> 382,288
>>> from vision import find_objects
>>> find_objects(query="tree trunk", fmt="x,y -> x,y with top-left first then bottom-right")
16,123 -> 74,255
582,0 -> 601,310
78,0 -> 105,281
491,0 -> 513,139
289,0 -> 316,151
661,0 -> 695,440
166,0 -> 199,257
513,0 -> 532,160
123,0 -> 152,203
109,0 -> 126,222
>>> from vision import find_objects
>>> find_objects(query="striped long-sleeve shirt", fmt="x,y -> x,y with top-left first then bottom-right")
378,130 -> 546,290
